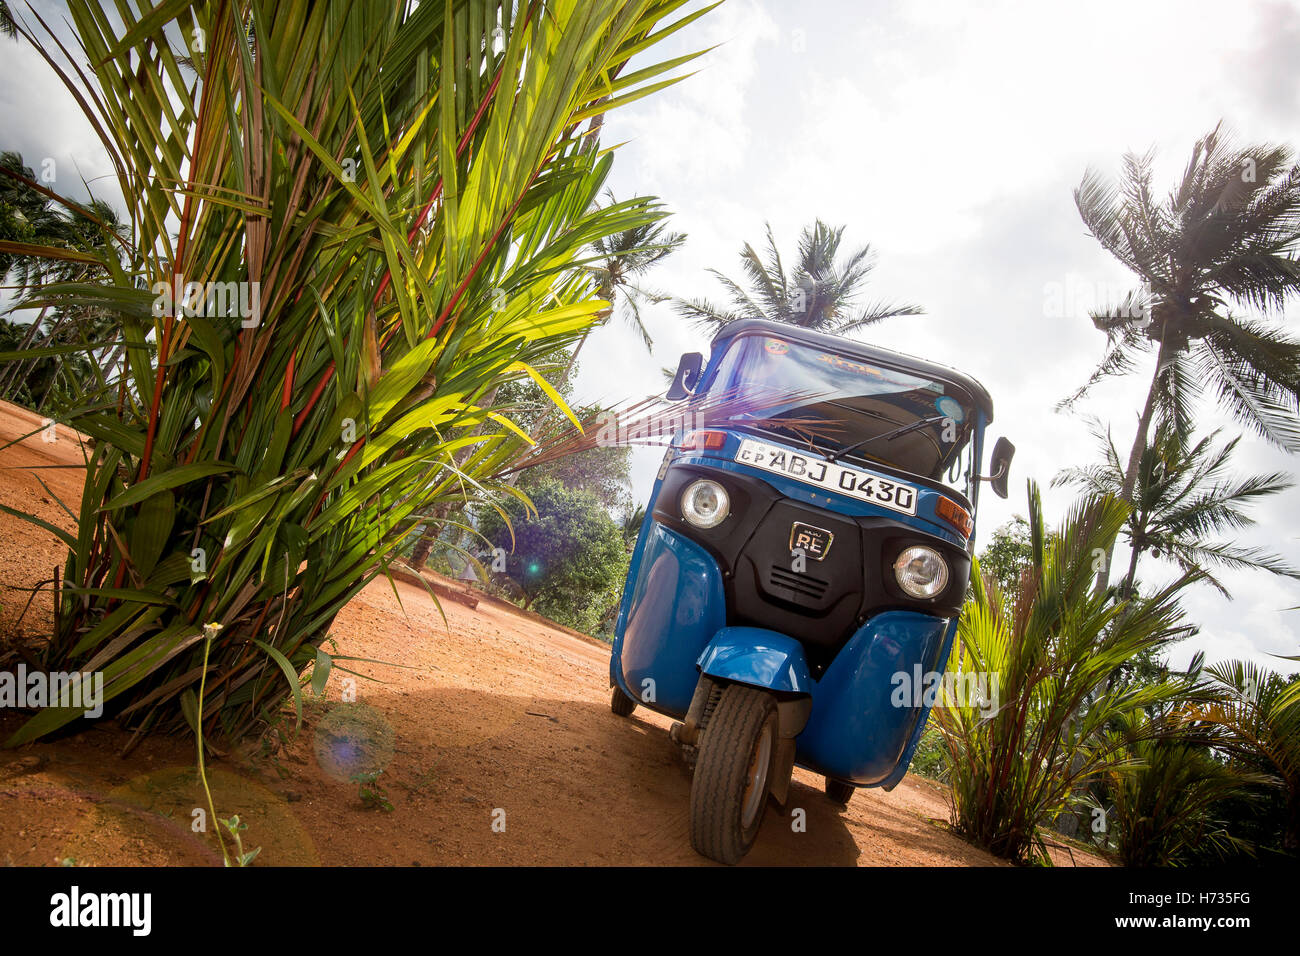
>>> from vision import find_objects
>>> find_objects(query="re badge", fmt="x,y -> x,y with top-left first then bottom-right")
789,522 -> 833,561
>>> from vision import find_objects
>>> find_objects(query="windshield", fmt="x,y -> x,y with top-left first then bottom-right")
703,333 -> 978,495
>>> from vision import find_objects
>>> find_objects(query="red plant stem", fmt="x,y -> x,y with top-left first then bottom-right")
294,365 -> 335,434
137,313 -> 176,483
281,349 -> 295,412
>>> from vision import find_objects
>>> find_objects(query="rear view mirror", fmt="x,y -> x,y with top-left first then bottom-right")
986,437 -> 1015,499
666,351 -> 704,401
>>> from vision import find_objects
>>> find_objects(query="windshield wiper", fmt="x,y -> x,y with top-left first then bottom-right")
824,414 -> 948,464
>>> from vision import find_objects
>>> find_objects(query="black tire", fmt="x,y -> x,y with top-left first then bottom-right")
611,686 -> 636,717
689,684 -> 778,864
825,776 -> 854,805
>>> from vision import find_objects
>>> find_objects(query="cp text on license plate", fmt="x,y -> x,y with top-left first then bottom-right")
735,438 -> 918,516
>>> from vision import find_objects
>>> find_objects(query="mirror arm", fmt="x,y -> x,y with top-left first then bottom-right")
975,461 -> 1009,483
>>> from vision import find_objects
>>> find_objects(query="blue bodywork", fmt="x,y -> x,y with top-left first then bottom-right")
611,322 -> 992,790
611,510 -> 962,788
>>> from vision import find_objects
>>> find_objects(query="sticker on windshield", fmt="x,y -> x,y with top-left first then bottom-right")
815,353 -> 883,377
735,438 -> 918,516
764,339 -> 789,355
935,396 -> 964,422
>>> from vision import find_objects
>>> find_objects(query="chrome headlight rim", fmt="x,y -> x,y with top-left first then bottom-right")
681,478 -> 731,529
892,544 -> 949,599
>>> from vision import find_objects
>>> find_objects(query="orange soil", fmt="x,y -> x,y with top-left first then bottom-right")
0,401 -> 1105,866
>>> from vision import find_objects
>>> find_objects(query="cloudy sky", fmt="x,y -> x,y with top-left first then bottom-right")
2,0 -> 1298,672
578,0 -> 1300,673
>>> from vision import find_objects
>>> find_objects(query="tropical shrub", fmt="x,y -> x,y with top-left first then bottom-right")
0,0 -> 714,746
1098,703 -> 1263,866
1178,661 -> 1300,854
932,481 -> 1198,864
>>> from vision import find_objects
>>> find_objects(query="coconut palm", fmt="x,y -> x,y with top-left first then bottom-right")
0,153 -> 129,408
932,480 -> 1199,864
675,219 -> 922,335
620,502 -> 646,547
1054,419 -> 1299,598
1065,124 -> 1300,510
1,152 -> 61,280
564,209 -> 685,373
0,0 -> 714,747
591,211 -> 685,347
0,152 -> 87,397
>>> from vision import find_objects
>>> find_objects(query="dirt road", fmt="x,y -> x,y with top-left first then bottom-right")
0,402 -> 1103,866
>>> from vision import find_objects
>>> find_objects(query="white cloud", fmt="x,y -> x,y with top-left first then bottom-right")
586,0 -> 1300,672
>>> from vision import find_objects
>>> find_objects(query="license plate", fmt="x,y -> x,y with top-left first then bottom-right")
735,438 -> 918,516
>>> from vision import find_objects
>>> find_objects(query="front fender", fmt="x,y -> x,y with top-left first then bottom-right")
695,627 -> 812,808
697,627 -> 812,694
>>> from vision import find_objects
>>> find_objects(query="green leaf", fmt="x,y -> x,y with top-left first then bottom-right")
0,502 -> 76,550
103,463 -> 239,511
130,490 -> 175,578
251,639 -> 305,731
311,647 -> 333,696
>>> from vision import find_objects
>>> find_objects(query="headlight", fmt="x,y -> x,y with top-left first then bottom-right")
893,545 -> 949,599
681,479 -> 730,529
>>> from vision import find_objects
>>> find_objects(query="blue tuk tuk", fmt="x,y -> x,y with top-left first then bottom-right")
608,319 -> 1013,864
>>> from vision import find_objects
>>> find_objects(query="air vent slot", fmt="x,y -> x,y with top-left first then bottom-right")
768,565 -> 830,600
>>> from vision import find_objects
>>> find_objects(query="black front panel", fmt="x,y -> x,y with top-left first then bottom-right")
654,462 -> 970,674
731,499 -> 863,652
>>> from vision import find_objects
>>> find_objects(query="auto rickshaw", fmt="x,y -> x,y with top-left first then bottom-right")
608,319 -> 1014,864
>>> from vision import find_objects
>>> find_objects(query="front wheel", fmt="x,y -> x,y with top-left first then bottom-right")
689,684 -> 778,864
610,686 -> 636,717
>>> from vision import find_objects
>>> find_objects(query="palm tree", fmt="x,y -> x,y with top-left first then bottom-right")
1102,703 -> 1264,866
589,213 -> 685,349
676,219 -> 922,335
1,151 -> 131,407
620,502 -> 645,547
1066,124 -> 1300,513
1178,661 -> 1300,853
1054,419 -> 1299,598
565,207 -> 685,373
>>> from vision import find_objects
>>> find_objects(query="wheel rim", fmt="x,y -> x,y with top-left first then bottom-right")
740,720 -> 773,829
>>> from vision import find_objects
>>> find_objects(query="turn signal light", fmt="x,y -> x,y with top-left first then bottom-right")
936,496 -> 972,537
681,430 -> 727,451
